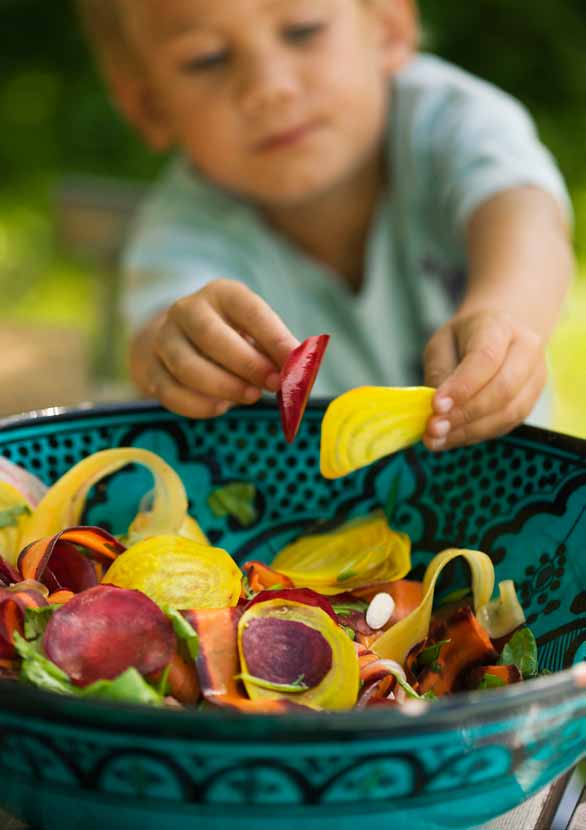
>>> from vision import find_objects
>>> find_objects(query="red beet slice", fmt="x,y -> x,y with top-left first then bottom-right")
0,558 -> 20,587
245,588 -> 339,624
43,585 -> 175,687
242,617 -> 332,688
278,334 -> 330,443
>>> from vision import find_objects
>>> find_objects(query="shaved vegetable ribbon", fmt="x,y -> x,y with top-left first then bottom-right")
477,579 -> 526,639
320,386 -> 435,479
272,511 -> 411,595
372,548 -> 495,664
19,448 -> 208,550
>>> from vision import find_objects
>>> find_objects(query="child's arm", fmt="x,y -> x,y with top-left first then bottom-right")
129,278 -> 299,418
422,186 -> 574,451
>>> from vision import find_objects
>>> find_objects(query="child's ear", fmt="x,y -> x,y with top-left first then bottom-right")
105,63 -> 173,152
373,0 -> 419,75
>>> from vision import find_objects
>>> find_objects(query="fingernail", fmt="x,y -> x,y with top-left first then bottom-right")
243,387 -> 261,403
215,402 -> 233,416
429,438 -> 446,451
433,419 -> 451,437
435,396 -> 454,415
265,372 -> 281,392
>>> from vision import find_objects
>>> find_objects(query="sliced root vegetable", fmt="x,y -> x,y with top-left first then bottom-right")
185,607 -> 308,713
464,663 -> 522,690
18,526 -> 125,594
242,561 -> 293,594
47,590 -> 75,605
0,585 -> 48,658
320,386 -> 435,479
148,650 -> 201,705
278,335 -> 330,443
245,587 -> 338,624
415,606 -> 498,696
0,482 -> 36,568
0,557 -> 21,587
372,548 -> 495,665
0,458 -> 47,508
43,584 -> 176,687
103,535 -> 242,610
238,599 -> 359,710
272,511 -> 411,595
477,579 -> 526,639
20,448 -> 208,549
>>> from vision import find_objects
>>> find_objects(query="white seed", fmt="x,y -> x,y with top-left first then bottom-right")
365,592 -> 395,630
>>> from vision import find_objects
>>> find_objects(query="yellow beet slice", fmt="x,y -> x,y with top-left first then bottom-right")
320,386 -> 435,479
372,548 -> 495,665
103,535 -> 242,610
272,511 -> 411,595
0,482 -> 34,567
238,599 -> 359,710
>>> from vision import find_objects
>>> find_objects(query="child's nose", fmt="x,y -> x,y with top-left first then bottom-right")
237,51 -> 299,116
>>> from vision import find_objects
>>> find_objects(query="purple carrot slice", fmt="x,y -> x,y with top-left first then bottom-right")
43,584 -> 175,687
278,334 -> 330,443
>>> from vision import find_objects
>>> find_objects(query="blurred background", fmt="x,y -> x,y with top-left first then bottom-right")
1,0 -> 585,435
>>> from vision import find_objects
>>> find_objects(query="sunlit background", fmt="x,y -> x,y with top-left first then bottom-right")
1,0 -> 585,436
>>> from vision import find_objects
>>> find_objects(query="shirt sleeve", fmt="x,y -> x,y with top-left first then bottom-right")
424,65 -> 572,234
120,159 -> 253,332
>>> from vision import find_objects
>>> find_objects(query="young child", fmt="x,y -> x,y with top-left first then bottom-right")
77,0 -> 574,452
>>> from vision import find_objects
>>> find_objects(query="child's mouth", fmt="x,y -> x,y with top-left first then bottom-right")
255,121 -> 320,153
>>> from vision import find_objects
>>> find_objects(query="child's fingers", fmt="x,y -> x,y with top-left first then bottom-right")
424,378 -> 538,450
148,359 -> 233,419
427,333 -> 543,439
424,362 -> 545,451
434,314 -> 512,409
215,280 -> 300,368
176,301 -> 283,390
423,325 -> 459,390
157,329 -> 262,405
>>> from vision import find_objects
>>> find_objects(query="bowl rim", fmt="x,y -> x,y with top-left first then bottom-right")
1,398 -> 586,457
0,398 -> 585,733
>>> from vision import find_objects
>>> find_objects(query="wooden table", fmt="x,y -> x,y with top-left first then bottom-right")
0,765 -> 584,830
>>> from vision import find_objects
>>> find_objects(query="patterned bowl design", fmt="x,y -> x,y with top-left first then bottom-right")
0,400 -> 585,830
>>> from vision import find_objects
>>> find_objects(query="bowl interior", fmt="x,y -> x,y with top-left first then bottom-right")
1,400 -> 585,674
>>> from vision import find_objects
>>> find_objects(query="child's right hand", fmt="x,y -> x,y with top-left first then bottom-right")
130,279 -> 299,418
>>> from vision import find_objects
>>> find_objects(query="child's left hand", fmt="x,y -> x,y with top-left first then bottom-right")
422,309 -> 547,451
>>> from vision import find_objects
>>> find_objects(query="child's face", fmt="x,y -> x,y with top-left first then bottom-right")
123,0 -> 415,208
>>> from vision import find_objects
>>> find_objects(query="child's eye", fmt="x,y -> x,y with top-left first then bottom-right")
283,22 -> 325,44
180,51 -> 229,73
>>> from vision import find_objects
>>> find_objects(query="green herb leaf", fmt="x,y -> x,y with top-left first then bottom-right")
415,639 -> 451,671
237,672 -> 309,694
80,668 -> 163,706
477,673 -> 507,690
13,632 -> 75,695
331,599 -> 368,616
336,567 -> 357,583
437,588 -> 472,608
24,605 -> 57,640
341,625 -> 356,641
208,483 -> 258,527
163,607 -> 200,660
0,503 -> 31,529
499,627 -> 538,679
422,690 -> 438,701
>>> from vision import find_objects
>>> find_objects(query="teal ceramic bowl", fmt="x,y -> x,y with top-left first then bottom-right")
0,401 -> 585,830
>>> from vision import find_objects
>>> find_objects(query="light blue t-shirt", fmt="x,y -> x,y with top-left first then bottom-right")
122,55 -> 570,425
